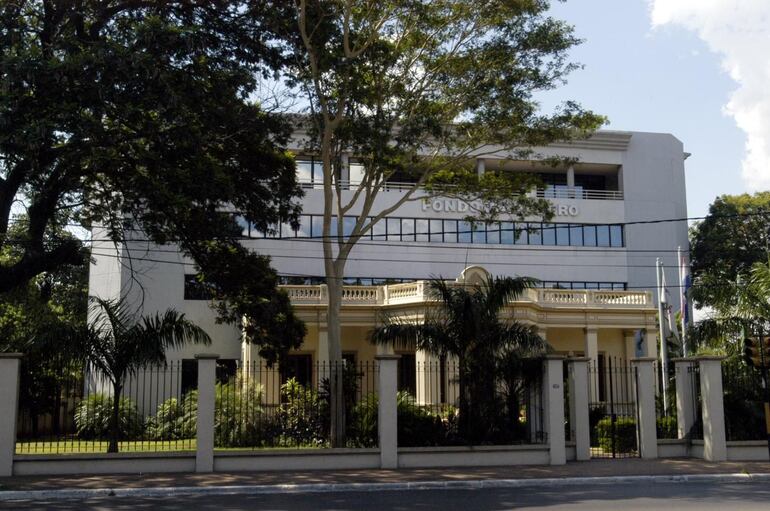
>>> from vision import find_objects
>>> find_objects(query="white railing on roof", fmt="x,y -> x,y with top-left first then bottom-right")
281,283 -> 651,308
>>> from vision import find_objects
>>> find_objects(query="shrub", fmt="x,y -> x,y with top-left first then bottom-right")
656,416 -> 677,439
349,393 -> 378,447
278,378 -> 327,446
74,393 -> 142,440
216,378 -> 270,448
145,392 -> 197,440
397,392 -> 448,447
595,417 -> 636,453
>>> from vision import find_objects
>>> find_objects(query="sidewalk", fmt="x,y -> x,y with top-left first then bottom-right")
2,459 -> 770,493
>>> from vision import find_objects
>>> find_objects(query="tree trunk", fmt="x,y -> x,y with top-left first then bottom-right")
108,383 -> 122,453
326,274 -> 347,447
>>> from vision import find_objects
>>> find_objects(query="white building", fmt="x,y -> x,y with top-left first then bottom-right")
89,130 -> 688,388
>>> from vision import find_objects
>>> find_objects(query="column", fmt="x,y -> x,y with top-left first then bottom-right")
195,353 -> 219,473
623,330 -> 637,361
584,328 -> 598,363
673,358 -> 696,439
0,354 -> 22,477
477,158 -> 486,176
699,356 -> 727,461
415,350 -> 440,405
644,329 -> 658,360
377,354 -> 400,469
543,355 -> 566,465
632,358 -> 658,459
566,165 -> 575,188
568,357 -> 591,461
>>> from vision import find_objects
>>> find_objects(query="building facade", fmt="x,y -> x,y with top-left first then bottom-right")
88,130 -> 688,388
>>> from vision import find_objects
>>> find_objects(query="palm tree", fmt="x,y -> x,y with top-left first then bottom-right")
370,276 -> 547,443
72,297 -> 211,452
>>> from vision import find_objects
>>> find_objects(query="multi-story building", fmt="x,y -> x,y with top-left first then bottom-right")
89,130 -> 688,392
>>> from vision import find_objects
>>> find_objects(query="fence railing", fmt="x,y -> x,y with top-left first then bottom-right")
722,361 -> 765,441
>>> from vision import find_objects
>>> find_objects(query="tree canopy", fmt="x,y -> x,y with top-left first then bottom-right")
1,2 -> 305,360
689,192 -> 770,311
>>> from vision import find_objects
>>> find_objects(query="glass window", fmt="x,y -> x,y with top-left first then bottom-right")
296,216 -> 311,238
280,222 -> 294,238
311,215 -> 323,238
372,218 -> 386,241
329,216 -> 338,238
401,218 -> 415,241
500,222 -> 514,244
542,222 -> 555,245
416,219 -> 429,242
515,222 -> 528,245
528,223 -> 542,245
349,162 -> 365,185
583,225 -> 596,246
596,225 -> 610,247
444,220 -> 458,243
458,221 -> 472,243
585,282 -> 599,289
556,224 -> 570,246
472,223 -> 486,244
486,223 -> 500,244
599,282 -> 613,290
612,283 -> 626,290
387,218 -> 401,241
569,224 -> 583,246
429,219 -> 443,242
343,216 -> 356,237
610,225 -> 623,247
296,160 -> 314,186
572,282 -> 586,289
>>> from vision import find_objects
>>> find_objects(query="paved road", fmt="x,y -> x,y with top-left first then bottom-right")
3,482 -> 770,510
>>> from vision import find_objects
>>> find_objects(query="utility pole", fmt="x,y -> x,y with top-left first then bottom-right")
656,258 -> 669,414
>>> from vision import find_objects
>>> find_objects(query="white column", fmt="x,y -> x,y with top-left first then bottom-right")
645,329 -> 658,360
568,357 -> 591,461
543,356 -> 566,465
584,327 -> 598,363
377,355 -> 400,469
632,358 -> 658,459
699,356 -> 727,461
477,158 -> 486,176
415,350 -> 440,405
0,354 -> 22,477
623,330 -> 637,361
673,358 -> 696,439
566,165 -> 575,187
196,353 -> 219,473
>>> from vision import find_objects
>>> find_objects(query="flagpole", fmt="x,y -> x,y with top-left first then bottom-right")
678,246 -> 688,356
657,258 -> 669,414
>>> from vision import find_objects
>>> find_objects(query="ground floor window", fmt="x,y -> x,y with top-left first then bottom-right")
280,354 -> 313,387
397,353 -> 417,395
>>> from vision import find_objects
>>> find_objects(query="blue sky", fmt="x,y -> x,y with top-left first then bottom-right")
539,0 -> 757,218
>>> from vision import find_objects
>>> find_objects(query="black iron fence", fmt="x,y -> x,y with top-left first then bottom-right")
655,361 -> 677,440
687,363 -> 704,440
588,358 -> 639,458
396,358 -> 545,446
16,361 -> 193,454
722,360 -> 765,441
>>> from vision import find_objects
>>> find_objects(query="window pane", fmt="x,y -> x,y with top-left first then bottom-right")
486,223 -> 500,244
515,222 -> 528,245
312,161 -> 324,190
387,218 -> 401,241
569,224 -> 583,246
429,219 -> 443,242
528,223 -> 542,245
556,223 -> 569,246
458,221 -> 472,243
311,215 -> 323,238
330,216 -> 338,238
349,162 -> 365,185
500,222 -> 514,244
583,225 -> 597,246
343,216 -> 356,237
612,283 -> 625,290
401,218 -> 415,241
596,225 -> 610,247
542,222 -> 556,245
296,160 -> 313,186
444,220 -> 458,243
472,223 -> 486,244
372,218 -> 386,241
572,282 -> 586,289
599,282 -> 613,290
280,222 -> 294,238
610,225 -> 623,247
585,282 -> 599,290
416,219 -> 429,242
296,216 -> 311,238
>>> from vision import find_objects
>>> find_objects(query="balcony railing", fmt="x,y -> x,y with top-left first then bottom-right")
282,282 -> 652,308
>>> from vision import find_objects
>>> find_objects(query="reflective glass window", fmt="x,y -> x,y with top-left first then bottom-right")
569,224 -> 583,246
500,222 -> 514,244
596,225 -> 610,247
610,225 -> 623,247
528,223 -> 542,245
372,218 -> 386,241
472,223 -> 486,244
542,223 -> 555,245
486,223 -> 501,244
515,223 -> 528,245
583,225 -> 597,246
416,219 -> 429,242
444,220 -> 458,243
401,218 -> 415,241
556,224 -> 570,246
458,221 -> 472,243
429,219 -> 443,242
387,218 -> 401,241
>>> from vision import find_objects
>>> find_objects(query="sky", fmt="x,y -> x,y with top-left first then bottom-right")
538,0 -> 770,218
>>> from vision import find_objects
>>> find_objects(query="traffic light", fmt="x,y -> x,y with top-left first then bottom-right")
744,337 -> 770,368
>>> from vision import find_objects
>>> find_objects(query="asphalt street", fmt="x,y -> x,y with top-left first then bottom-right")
2,481 -> 770,510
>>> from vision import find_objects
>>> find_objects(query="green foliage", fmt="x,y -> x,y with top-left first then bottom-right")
349,393 -> 379,448
595,417 -> 636,453
396,392 -> 451,447
75,394 -> 142,440
278,378 -> 328,447
215,379 -> 274,448
656,416 -> 678,440
145,393 -> 198,441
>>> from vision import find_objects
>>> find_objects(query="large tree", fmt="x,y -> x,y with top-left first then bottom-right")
1,2 -> 305,359
689,192 -> 770,311
266,0 -> 603,441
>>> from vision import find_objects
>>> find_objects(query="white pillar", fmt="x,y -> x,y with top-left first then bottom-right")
584,328 -> 598,363
623,330 -> 637,361
377,355 -> 400,469
673,358 -> 696,439
543,355 -> 566,465
196,353 -> 218,473
568,357 -> 591,461
699,356 -> 727,461
0,354 -> 22,477
566,165 -> 575,187
415,350 -> 440,405
477,158 -> 486,176
645,329 -> 658,360
632,357 -> 658,459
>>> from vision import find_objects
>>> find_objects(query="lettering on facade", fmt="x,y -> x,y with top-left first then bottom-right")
421,199 -> 579,217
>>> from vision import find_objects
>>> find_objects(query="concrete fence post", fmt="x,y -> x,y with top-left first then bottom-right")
672,358 -> 697,439
195,353 -> 219,473
631,357 -> 658,459
376,355 -> 400,469
568,357 -> 591,461
543,355 -> 566,465
698,356 -> 727,461
0,353 -> 22,477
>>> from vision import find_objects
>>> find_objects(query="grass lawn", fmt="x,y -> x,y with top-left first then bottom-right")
15,439 -> 196,455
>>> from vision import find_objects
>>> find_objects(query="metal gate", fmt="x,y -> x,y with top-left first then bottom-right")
588,357 -> 640,458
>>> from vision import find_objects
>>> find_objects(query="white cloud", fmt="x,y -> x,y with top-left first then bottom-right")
649,0 -> 770,191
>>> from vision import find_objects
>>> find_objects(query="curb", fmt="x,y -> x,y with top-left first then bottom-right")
1,473 -> 769,501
